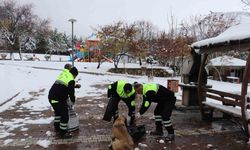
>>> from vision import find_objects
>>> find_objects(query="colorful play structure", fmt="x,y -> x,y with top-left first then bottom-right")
71,34 -> 113,63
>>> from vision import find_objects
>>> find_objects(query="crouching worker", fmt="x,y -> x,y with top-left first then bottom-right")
134,82 -> 176,141
103,80 -> 136,126
48,66 -> 79,138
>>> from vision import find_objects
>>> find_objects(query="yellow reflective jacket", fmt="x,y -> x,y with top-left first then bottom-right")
116,80 -> 135,99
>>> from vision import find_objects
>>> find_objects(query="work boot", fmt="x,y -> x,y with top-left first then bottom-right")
54,123 -> 60,132
165,134 -> 175,141
59,130 -> 72,139
150,125 -> 163,136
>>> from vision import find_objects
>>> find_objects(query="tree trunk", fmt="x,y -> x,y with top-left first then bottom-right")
97,61 -> 101,69
114,60 -> 118,68
97,56 -> 101,69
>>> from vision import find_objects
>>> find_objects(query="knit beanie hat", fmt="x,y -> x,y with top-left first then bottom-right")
124,83 -> 132,93
70,67 -> 78,76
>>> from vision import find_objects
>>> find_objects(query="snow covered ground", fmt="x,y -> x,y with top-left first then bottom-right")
0,58 -> 179,110
0,55 -> 248,145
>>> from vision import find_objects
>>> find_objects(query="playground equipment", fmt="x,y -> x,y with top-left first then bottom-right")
72,34 -> 113,63
101,54 -> 113,63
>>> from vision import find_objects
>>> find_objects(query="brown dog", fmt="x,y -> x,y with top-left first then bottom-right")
111,116 -> 134,150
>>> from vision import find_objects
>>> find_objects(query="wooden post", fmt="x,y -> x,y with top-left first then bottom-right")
198,53 -> 208,120
241,53 -> 250,137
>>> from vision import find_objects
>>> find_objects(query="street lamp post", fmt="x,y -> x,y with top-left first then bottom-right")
68,18 -> 77,66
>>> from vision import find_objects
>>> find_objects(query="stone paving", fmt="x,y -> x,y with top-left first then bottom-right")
0,134 -> 111,148
0,124 -> 241,148
0,108 -> 249,150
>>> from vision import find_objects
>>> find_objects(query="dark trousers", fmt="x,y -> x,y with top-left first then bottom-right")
103,96 -> 135,124
49,99 -> 69,131
103,97 -> 120,122
154,97 -> 176,134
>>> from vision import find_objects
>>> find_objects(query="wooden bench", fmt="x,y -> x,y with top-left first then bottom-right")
203,101 -> 242,117
201,87 -> 250,119
197,53 -> 250,138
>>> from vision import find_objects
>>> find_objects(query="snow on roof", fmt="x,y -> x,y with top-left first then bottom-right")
191,14 -> 250,53
208,55 -> 246,67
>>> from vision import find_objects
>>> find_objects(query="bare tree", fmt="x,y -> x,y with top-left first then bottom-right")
166,12 -> 178,38
242,0 -> 250,8
179,12 -> 240,59
95,21 -> 139,68
180,12 -> 238,41
154,12 -> 180,68
95,21 -> 124,68
132,21 -> 157,65
155,32 -> 178,66
34,19 -> 51,53
241,0 -> 250,9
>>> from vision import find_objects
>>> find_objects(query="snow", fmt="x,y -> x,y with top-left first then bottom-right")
37,139 -> 51,148
98,104 -> 105,108
191,14 -> 250,51
208,55 -> 246,67
24,145 -> 30,149
20,128 -> 28,131
0,133 -> 12,139
4,139 -> 13,145
138,143 -> 148,147
159,139 -> 165,143
0,54 -> 249,142
25,117 -> 54,124
203,101 -> 242,117
46,131 -> 52,136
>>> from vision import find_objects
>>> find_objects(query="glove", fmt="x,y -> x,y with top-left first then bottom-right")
67,99 -> 75,106
136,112 -> 141,119
75,84 -> 81,88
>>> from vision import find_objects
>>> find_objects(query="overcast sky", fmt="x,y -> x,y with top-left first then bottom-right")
16,0 -> 246,38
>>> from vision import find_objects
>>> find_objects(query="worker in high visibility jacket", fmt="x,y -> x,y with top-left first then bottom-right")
134,82 -> 176,141
103,80 -> 136,126
48,66 -> 79,139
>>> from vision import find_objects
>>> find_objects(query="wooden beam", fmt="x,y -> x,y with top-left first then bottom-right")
205,93 -> 241,106
241,53 -> 250,137
204,88 -> 241,100
196,43 -> 250,54
198,53 -> 208,119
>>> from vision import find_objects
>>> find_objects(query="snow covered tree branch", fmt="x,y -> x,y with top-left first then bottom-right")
0,0 -> 37,51
242,0 -> 250,6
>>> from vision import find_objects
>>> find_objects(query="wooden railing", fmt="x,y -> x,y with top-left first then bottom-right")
198,53 -> 250,138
